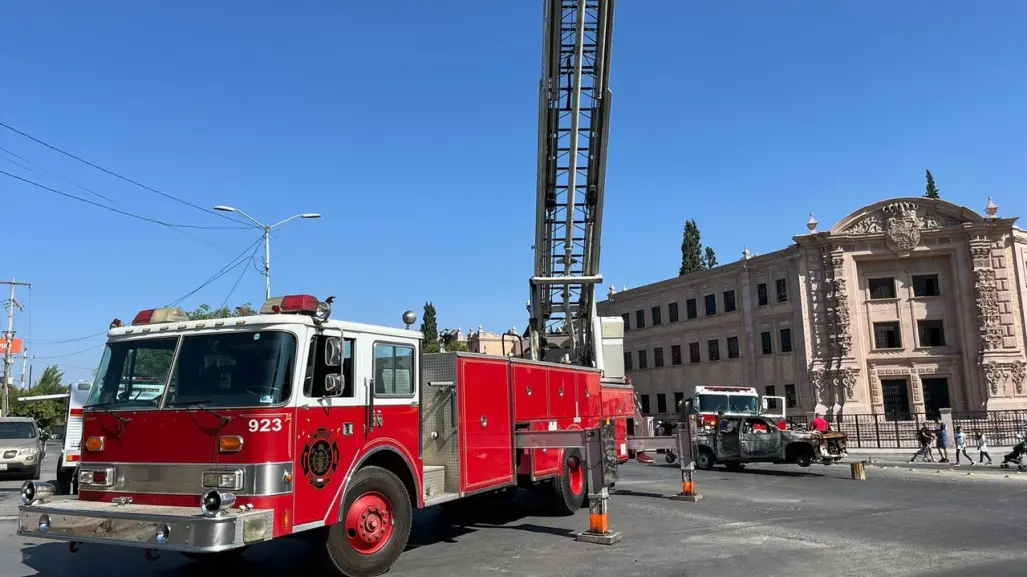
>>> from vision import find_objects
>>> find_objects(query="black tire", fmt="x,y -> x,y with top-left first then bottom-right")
795,452 -> 813,468
182,548 -> 248,567
30,466 -> 40,481
322,466 -> 412,577
55,466 -> 75,495
723,462 -> 744,472
550,448 -> 588,516
665,452 -> 677,464
695,448 -> 715,471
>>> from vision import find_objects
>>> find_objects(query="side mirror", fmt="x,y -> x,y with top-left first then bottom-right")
325,337 -> 343,367
761,397 -> 769,410
324,374 -> 345,395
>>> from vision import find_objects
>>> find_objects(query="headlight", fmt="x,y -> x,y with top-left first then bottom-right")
18,447 -> 38,455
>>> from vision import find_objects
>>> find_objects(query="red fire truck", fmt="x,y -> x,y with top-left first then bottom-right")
17,2 -> 649,576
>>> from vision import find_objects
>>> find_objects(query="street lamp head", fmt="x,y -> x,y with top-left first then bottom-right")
301,213 -> 321,219
213,205 -> 238,213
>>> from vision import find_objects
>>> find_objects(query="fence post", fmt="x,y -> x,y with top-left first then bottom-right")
854,415 -> 861,449
874,415 -> 881,449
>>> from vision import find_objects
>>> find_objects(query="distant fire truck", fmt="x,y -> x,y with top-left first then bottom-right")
16,2 -> 655,576
690,385 -> 786,429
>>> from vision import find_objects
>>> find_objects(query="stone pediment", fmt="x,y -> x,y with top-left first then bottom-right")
831,198 -> 984,238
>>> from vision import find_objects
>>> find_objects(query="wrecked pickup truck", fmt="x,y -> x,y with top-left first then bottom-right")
692,415 -> 847,470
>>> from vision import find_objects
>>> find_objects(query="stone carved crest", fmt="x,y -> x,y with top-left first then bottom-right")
982,361 -> 1012,396
809,369 -> 826,404
834,368 -> 858,401
1012,360 -> 1027,395
885,204 -> 922,253
810,367 -> 859,404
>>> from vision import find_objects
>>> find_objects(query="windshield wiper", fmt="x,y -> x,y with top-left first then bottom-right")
166,400 -> 232,423
83,403 -> 134,424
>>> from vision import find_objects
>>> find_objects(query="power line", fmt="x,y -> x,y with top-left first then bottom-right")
219,242 -> 261,310
167,235 -> 265,308
31,331 -> 108,345
33,343 -> 105,360
0,120 -> 243,225
0,146 -> 118,204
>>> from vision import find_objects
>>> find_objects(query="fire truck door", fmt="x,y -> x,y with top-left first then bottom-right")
292,330 -> 364,531
717,417 -> 741,459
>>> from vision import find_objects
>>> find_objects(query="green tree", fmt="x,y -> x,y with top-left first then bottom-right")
703,246 -> 718,269
10,365 -> 69,430
420,302 -> 440,353
679,219 -> 716,275
445,340 -> 470,352
924,169 -> 940,199
187,303 -> 255,320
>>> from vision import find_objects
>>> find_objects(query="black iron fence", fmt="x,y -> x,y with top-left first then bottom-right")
789,410 -> 1027,449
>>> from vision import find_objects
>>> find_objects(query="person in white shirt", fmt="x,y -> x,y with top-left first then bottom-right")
953,426 -> 974,466
976,432 -> 993,465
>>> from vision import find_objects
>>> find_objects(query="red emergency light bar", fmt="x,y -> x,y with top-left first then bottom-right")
131,307 -> 191,326
259,294 -> 320,315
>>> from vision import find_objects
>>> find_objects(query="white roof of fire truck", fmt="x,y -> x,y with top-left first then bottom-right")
105,294 -> 423,341
693,385 -> 758,395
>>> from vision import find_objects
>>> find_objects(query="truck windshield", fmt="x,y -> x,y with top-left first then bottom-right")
0,422 -> 37,439
87,331 -> 298,409
163,330 -> 297,408
697,394 -> 759,414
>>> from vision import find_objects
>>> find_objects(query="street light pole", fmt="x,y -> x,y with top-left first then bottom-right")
213,206 -> 321,300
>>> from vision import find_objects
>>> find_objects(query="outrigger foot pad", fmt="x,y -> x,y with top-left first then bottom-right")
669,494 -> 703,502
575,530 -> 623,545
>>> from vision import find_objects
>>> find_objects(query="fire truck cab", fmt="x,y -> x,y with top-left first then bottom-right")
690,385 -> 786,430
17,295 -> 634,577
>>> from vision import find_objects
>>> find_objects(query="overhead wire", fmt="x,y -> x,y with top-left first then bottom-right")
0,120 -> 243,225
0,146 -> 118,204
219,241 -> 262,310
166,234 -> 265,307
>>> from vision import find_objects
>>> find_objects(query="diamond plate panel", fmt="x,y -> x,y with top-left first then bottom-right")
420,352 -> 461,493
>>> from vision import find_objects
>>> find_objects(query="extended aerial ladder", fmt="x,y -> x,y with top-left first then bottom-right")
527,0 -> 620,375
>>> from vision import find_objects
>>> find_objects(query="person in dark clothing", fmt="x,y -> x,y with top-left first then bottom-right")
910,423 -> 934,463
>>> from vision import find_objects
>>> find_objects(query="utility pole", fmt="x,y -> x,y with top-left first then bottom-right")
1,277 -> 30,417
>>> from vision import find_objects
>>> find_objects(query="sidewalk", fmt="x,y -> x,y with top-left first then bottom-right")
847,447 -> 1015,467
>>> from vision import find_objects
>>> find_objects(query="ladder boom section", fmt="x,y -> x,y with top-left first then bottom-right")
529,0 -> 615,367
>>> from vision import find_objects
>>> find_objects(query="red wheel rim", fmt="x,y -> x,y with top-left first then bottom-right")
567,455 -> 585,496
344,491 -> 394,555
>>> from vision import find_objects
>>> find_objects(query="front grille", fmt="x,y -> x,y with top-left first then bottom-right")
826,440 -> 842,455
3,450 -> 16,459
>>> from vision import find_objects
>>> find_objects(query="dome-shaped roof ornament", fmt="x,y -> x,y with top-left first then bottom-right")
986,196 -> 998,218
807,212 -> 819,234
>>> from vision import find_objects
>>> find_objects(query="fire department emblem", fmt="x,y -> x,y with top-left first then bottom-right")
301,427 -> 340,490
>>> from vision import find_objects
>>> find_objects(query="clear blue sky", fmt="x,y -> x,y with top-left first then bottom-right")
2,1 -> 1025,384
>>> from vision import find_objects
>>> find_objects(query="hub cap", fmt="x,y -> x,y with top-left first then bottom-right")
344,491 -> 394,555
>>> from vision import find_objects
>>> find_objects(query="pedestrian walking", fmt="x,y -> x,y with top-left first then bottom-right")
952,425 -> 974,466
933,419 -> 950,463
976,432 -> 993,465
910,423 -> 934,463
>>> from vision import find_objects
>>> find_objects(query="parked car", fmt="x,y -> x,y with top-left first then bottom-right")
0,417 -> 44,480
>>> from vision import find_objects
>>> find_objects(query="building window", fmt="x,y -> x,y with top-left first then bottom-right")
917,320 -> 946,347
873,322 -> 902,349
881,379 -> 910,421
869,278 -> 896,300
621,313 -> 630,331
651,306 -> 662,326
704,294 -> 717,316
668,302 -> 679,323
635,310 -> 645,329
912,274 -> 940,297
784,384 -> 797,408
761,331 -> 772,355
780,328 -> 792,353
671,344 -> 682,366
674,392 -> 684,411
776,279 -> 788,302
723,290 -> 736,313
686,298 -> 698,319
640,394 -> 651,414
727,336 -> 740,359
657,393 -> 667,414
765,385 -> 778,410
757,283 -> 768,306
708,339 -> 720,361
623,351 -> 632,371
637,349 -> 648,369
689,342 -> 701,363
654,347 -> 665,367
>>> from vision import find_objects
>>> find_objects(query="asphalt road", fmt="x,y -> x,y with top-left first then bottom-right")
2,448 -> 1025,577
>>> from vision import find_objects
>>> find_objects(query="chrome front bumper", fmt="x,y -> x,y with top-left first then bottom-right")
18,499 -> 274,553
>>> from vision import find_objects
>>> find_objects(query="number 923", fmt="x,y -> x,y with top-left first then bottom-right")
248,418 -> 283,433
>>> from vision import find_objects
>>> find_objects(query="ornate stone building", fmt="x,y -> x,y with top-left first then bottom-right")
597,197 -> 1027,420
